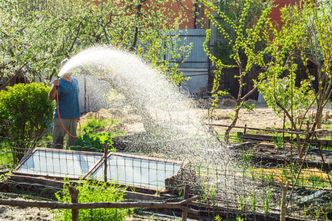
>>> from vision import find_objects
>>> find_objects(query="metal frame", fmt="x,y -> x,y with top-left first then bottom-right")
13,148 -> 103,180
84,152 -> 183,191
12,148 -> 183,192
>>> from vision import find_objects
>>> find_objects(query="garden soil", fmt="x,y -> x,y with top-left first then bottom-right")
1,99 -> 331,220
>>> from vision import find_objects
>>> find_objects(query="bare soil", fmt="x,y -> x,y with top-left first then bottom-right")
86,101 -> 332,137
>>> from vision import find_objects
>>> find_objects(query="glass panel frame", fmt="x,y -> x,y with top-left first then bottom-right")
13,148 -> 183,191
14,148 -> 103,179
85,152 -> 183,191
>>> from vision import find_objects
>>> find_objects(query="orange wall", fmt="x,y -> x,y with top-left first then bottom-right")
271,0 -> 300,25
164,0 -> 209,29
94,0 -> 299,29
164,0 -> 196,29
166,0 -> 301,29
93,0 -> 199,29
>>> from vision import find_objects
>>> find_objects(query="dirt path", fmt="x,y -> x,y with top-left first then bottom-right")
0,193 -> 52,221
81,100 -> 332,138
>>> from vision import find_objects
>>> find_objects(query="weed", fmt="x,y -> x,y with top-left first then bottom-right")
231,132 -> 243,143
200,177 -> 209,203
209,183 -> 217,205
237,216 -> 244,221
249,193 -> 256,213
240,151 -> 253,169
303,205 -> 307,218
315,208 -> 321,220
272,134 -> 284,149
214,215 -> 222,221
238,195 -> 245,211
263,188 -> 271,214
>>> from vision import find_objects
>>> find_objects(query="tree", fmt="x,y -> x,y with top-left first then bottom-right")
258,0 -> 332,157
0,0 -> 190,86
202,0 -> 273,143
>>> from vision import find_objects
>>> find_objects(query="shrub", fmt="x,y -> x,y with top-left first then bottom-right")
72,117 -> 121,152
73,131 -> 115,152
0,83 -> 54,162
55,180 -> 131,221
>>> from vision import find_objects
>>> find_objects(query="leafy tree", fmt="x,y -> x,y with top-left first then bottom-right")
0,83 -> 54,162
0,0 -> 190,86
258,0 -> 332,157
202,0 -> 273,142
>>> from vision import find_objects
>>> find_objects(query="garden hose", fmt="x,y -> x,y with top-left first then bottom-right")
55,81 -> 78,139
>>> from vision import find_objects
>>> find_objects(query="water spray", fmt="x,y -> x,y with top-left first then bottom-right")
57,46 -> 234,166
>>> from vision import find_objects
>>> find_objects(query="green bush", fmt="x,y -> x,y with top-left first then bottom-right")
0,83 -> 54,162
72,117 -> 120,152
80,117 -> 109,133
55,180 -> 131,221
73,131 -> 115,152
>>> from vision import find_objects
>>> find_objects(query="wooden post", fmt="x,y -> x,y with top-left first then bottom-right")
84,75 -> 86,113
280,182 -> 288,221
69,186 -> 79,221
104,143 -> 108,183
282,113 -> 286,149
181,184 -> 190,221
0,196 -> 198,210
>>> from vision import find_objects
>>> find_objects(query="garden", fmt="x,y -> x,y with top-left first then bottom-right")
0,0 -> 331,220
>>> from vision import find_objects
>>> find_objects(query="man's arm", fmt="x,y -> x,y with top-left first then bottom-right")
48,80 -> 59,101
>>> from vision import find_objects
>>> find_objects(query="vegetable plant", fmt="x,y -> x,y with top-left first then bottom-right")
55,179 -> 131,220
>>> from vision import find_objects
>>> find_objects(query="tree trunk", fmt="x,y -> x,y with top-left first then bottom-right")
224,104 -> 241,143
315,105 -> 324,129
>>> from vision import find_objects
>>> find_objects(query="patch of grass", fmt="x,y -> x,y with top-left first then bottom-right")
251,167 -> 331,189
240,151 -> 253,169
322,123 -> 332,131
272,134 -> 284,149
322,146 -> 332,151
228,131 -> 243,143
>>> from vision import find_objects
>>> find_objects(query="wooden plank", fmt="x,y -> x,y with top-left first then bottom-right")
9,174 -> 64,188
240,133 -> 332,146
0,196 -> 197,210
208,123 -> 308,135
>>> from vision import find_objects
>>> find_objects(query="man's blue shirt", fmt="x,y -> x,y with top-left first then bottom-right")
54,78 -> 80,119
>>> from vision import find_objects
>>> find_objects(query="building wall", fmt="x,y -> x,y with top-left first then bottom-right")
166,0 -> 301,29
164,0 -> 208,29
271,0 -> 300,25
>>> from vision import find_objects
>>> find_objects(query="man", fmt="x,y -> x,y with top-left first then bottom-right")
49,66 -> 80,148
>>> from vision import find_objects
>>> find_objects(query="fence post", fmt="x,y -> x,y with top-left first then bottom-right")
280,182 -> 288,221
181,184 -> 190,221
104,143 -> 108,183
69,185 -> 79,221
